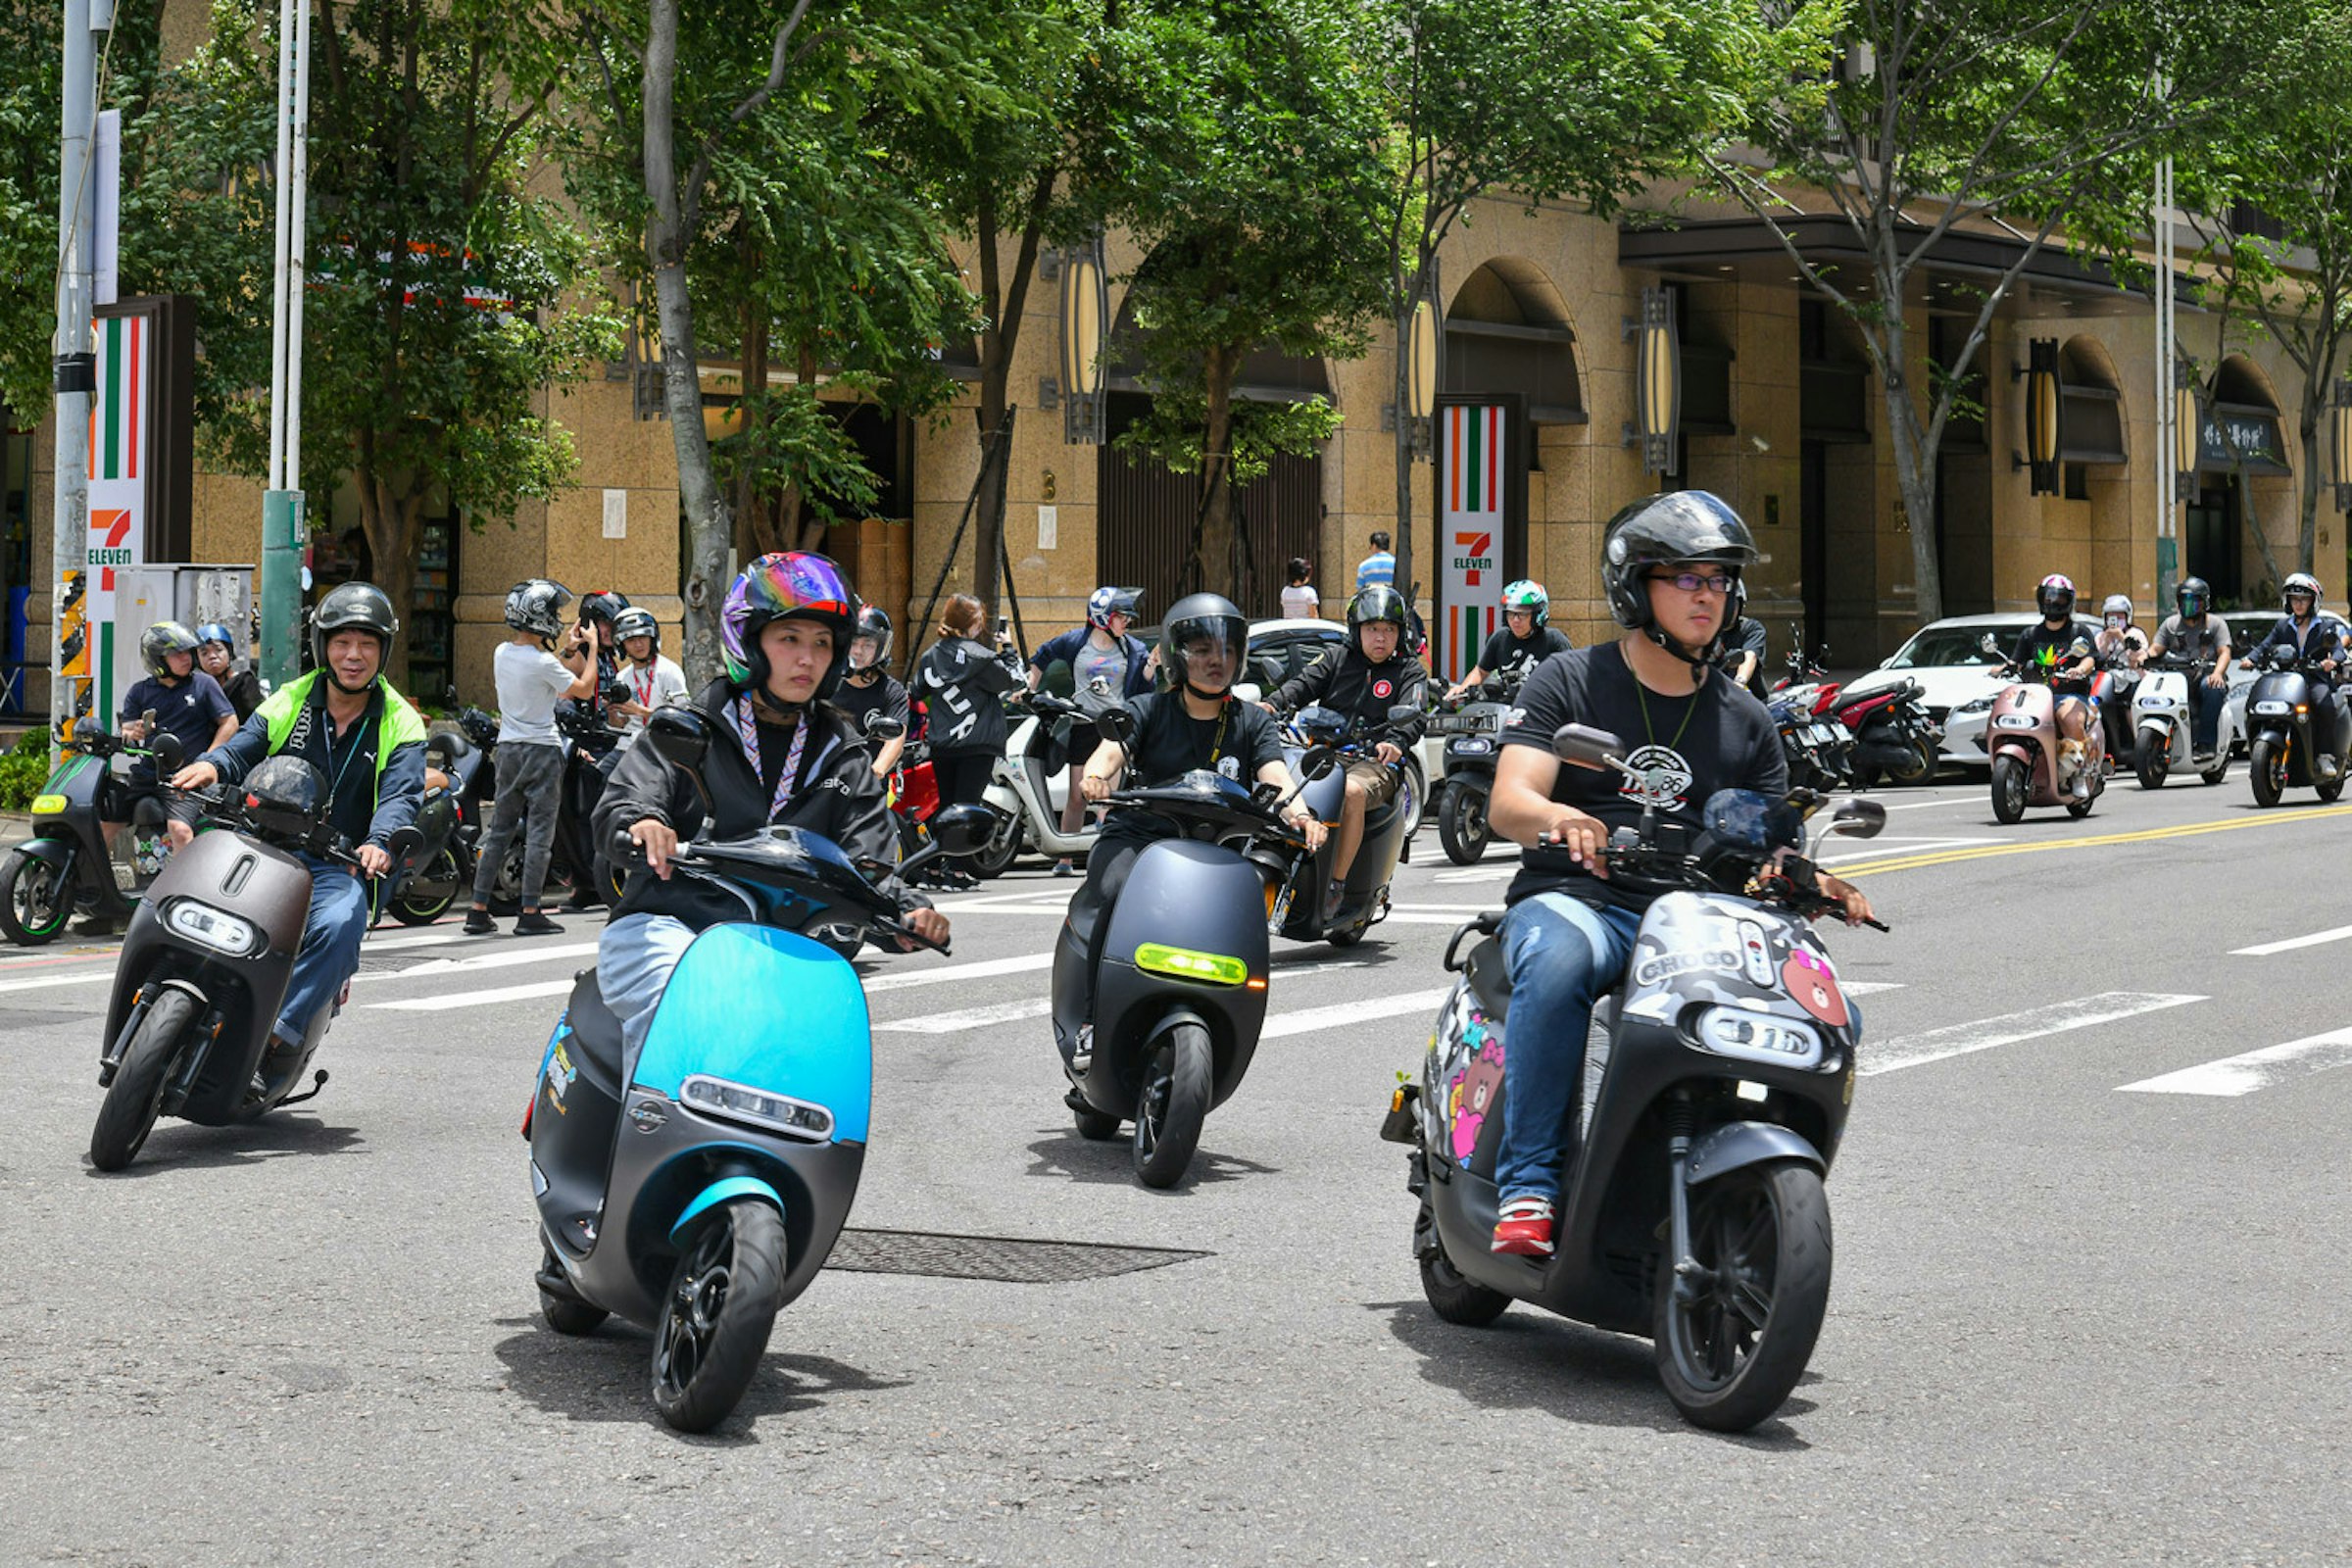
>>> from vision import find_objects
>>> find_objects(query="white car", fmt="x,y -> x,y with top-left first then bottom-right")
1837,613 -> 2043,771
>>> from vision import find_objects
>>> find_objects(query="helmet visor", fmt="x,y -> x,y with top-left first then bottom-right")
1166,622 -> 1245,690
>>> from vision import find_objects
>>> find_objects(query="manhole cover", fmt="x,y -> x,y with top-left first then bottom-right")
825,1227 -> 1210,1284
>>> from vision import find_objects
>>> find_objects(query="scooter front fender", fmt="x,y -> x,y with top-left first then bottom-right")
669,1173 -> 786,1243
1685,1120 -> 1824,1187
14,832 -> 81,883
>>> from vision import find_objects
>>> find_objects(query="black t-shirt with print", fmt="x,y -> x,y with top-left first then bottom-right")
1501,642 -> 1786,912
1475,626 -> 1574,684
2009,618 -> 2099,695
834,671 -> 910,747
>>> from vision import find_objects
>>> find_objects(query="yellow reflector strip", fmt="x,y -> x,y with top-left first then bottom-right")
30,795 -> 67,814
1134,942 -> 1249,987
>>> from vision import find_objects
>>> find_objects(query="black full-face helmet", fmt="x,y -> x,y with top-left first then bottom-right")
2178,576 -> 2212,618
310,582 -> 398,691
1599,491 -> 1757,663
1346,584 -> 1409,658
1160,592 -> 1249,699
851,605 -> 894,669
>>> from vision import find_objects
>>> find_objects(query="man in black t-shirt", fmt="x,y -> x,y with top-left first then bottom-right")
2008,574 -> 2100,795
1445,580 -> 1573,701
1719,613 -> 1770,698
1066,595 -> 1323,1034
1483,493 -> 1873,1260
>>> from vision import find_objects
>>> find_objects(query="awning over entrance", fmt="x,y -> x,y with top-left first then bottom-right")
1619,216 -> 2198,318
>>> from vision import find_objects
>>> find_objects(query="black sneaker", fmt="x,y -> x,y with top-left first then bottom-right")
463,909 -> 498,936
515,911 -> 564,937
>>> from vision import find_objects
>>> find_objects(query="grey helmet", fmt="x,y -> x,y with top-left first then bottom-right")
138,619 -> 199,679
503,578 -> 570,641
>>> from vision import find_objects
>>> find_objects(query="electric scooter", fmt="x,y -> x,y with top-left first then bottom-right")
2241,648 -> 2351,807
1048,709 -> 1334,1187
524,708 -> 982,1433
87,737 -> 419,1171
1275,704 -> 1417,948
1432,677 -> 1518,865
2130,654 -> 2236,788
975,692 -> 1102,877
1385,722 -> 1886,1432
1,716 -> 175,946
376,710 -> 496,925
1978,635 -> 2105,822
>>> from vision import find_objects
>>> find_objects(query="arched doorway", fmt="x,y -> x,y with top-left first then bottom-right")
1435,260 -> 1582,677
2191,355 -> 2292,603
1096,297 -> 1330,619
2058,336 -> 2132,589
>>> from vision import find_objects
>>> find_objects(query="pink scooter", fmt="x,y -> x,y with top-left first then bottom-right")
1978,636 -> 2104,822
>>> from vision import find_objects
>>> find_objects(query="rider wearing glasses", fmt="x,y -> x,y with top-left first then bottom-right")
1482,493 -> 1873,1259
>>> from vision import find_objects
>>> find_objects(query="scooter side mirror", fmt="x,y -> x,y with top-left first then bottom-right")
1551,723 -> 1626,770
1095,707 -> 1137,749
1386,703 -> 1422,729
926,804 -> 999,859
383,823 -> 425,869
861,711 -> 906,742
1829,798 -> 1886,839
151,731 -> 186,776
1298,746 -> 1339,782
645,707 -> 710,772
1978,634 -> 2001,658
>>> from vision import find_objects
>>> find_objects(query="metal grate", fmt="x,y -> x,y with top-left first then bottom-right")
825,1227 -> 1210,1284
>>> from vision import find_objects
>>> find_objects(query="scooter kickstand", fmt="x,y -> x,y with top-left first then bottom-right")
276,1069 -> 330,1108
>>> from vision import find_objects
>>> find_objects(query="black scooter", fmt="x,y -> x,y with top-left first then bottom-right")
1387,723 -> 1886,1431
1432,678 -> 1519,865
1272,703 -> 1419,948
87,735 -> 417,1171
2242,648 -> 2350,807
1,717 -> 174,946
1050,710 -> 1333,1187
376,708 -> 497,926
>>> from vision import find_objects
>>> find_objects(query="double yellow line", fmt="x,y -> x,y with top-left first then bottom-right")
1835,803 -> 2352,878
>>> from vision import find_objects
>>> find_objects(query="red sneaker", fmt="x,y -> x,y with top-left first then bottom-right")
1491,1197 -> 1556,1256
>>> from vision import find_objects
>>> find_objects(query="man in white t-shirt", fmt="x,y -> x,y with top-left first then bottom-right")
607,607 -> 688,751
466,579 -> 598,935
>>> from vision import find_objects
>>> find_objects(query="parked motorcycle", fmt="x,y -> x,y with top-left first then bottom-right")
375,708 -> 497,926
1275,704 -> 1418,946
1385,721 -> 1886,1431
1979,636 -> 2105,822
1432,677 -> 1518,865
1049,709 -> 1335,1186
2130,654 -> 2235,789
87,739 -> 419,1171
546,687 -> 630,906
975,692 -> 1102,877
1768,691 -> 1853,794
523,709 -> 978,1432
1,717 -> 175,946
2241,648 -> 2350,807
1831,678 -> 1940,788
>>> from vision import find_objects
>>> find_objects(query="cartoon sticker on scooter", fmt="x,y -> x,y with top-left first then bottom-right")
1781,948 -> 1847,1028
1448,1031 -> 1505,1166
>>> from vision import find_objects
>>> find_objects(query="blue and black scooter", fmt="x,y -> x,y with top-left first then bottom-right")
523,708 -> 988,1433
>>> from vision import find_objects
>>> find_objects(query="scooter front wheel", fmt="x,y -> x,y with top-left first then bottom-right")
1132,1024 -> 1211,1189
1653,1160 -> 1832,1433
2135,730 -> 2170,790
2250,738 -> 2287,808
1437,784 -> 1490,865
1989,754 -> 2029,824
652,1199 -> 786,1433
0,851 -> 73,946
89,987 -> 198,1172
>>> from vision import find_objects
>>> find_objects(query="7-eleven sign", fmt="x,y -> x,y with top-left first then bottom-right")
1437,406 -> 1505,681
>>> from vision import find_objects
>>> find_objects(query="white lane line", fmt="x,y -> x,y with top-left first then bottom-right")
361,929 -> 469,953
371,978 -> 574,1011
0,967 -> 121,997
1845,981 -> 1904,996
2118,1030 -> 2352,1097
1262,989 -> 1454,1040
2230,924 -> 2352,957
877,997 -> 1054,1034
866,952 -> 1055,993
1860,992 -> 2205,1077
360,940 -> 602,983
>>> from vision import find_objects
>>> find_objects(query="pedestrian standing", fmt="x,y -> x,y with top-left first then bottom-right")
910,593 -> 1023,889
1027,586 -> 1155,875
466,580 -> 599,936
1281,558 -> 1319,620
1355,530 -> 1396,591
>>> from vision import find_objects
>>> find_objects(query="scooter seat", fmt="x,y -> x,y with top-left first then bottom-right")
1463,935 -> 1511,1020
563,970 -> 627,1096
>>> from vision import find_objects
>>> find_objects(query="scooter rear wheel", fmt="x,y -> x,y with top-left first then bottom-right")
1419,1243 -> 1510,1326
1437,784 -> 1490,865
1132,1024 -> 1211,1189
537,1249 -> 609,1336
390,845 -> 466,926
969,816 -> 1022,880
89,987 -> 197,1172
651,1199 -> 786,1433
0,851 -> 73,946
1653,1160 -> 1832,1433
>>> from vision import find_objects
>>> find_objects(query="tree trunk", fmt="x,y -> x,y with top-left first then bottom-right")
776,344 -> 815,553
355,472 -> 420,694
644,0 -> 730,688
1877,312 -> 1945,625
1194,343 -> 1240,600
2237,466 -> 2286,596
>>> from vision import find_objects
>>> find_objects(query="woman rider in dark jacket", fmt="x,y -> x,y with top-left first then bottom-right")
593,552 -> 950,1061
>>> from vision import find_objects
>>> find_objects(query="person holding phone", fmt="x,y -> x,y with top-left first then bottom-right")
908,594 -> 1024,889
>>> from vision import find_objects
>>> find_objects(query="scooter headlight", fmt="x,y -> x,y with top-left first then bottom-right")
1693,1007 -> 1824,1069
165,899 -> 260,957
2254,699 -> 2291,715
679,1074 -> 835,1142
1135,942 -> 1250,986
29,793 -> 67,814
1991,713 -> 2038,730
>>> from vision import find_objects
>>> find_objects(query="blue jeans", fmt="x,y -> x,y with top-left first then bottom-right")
598,911 -> 698,1075
2188,679 -> 2226,752
275,854 -> 369,1046
1494,893 -> 1642,1206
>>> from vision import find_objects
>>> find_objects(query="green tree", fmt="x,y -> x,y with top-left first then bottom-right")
1076,0 -> 1391,605
1355,0 -> 1833,595
128,0 -> 614,689
1707,0 -> 2251,622
2178,0 -> 2352,578
573,0 -> 1015,682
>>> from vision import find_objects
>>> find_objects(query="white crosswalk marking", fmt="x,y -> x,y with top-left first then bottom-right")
371,977 -> 576,1011
366,940 -> 601,983
876,998 -> 1054,1034
864,953 -> 1054,993
1260,989 -> 1454,1040
2230,924 -> 2352,956
2117,1030 -> 2352,1097
1860,992 -> 2205,1077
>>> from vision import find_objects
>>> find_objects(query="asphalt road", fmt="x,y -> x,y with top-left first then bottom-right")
4,770 -> 2350,1566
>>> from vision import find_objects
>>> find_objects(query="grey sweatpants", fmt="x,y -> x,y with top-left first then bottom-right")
469,740 -> 564,907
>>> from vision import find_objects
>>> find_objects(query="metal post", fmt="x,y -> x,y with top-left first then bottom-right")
2153,152 -> 2179,607
48,0 -> 101,759
257,0 -> 308,689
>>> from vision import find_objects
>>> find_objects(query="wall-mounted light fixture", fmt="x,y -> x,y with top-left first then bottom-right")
2328,373 -> 2352,514
1624,286 -> 1680,475
2016,337 -> 2061,495
1043,234 -> 1107,445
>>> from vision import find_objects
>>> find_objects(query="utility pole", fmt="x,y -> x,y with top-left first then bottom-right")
257,0 -> 312,688
2154,149 -> 2178,609
48,0 -> 103,759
